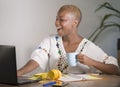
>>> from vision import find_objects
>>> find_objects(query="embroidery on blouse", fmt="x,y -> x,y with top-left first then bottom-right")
56,35 -> 88,73
78,41 -> 88,53
56,35 -> 68,73
76,41 -> 88,64
38,46 -> 50,57
103,56 -> 109,64
38,46 -> 51,71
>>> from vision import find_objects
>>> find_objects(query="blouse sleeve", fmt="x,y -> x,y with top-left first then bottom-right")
104,56 -> 118,66
82,39 -> 118,66
30,37 -> 50,71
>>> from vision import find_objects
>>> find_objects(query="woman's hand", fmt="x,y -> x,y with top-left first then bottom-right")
77,54 -> 94,66
76,54 -> 120,75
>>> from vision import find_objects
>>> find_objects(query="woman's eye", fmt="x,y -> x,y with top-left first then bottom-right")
60,19 -> 64,22
56,17 -> 67,22
60,19 -> 67,22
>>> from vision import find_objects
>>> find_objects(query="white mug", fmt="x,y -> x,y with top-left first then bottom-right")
67,52 -> 78,66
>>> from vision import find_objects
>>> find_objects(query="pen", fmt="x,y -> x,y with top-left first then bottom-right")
52,82 -> 69,87
43,81 -> 56,87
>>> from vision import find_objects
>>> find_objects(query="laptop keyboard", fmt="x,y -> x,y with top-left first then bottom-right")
18,76 -> 41,84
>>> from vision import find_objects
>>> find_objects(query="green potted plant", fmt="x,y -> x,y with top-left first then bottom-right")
88,2 -> 120,66
88,2 -> 120,42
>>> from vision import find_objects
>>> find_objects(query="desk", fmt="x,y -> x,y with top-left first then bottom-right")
0,75 -> 120,87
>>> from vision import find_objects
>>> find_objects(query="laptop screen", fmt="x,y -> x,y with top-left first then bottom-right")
0,45 -> 18,85
0,45 -> 41,85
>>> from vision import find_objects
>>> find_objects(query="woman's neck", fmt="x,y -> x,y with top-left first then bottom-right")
62,34 -> 83,44
62,34 -> 83,53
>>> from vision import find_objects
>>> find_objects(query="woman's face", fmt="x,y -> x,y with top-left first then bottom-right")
55,11 -> 77,37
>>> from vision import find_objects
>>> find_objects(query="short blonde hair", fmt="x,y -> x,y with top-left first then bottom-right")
58,5 -> 82,27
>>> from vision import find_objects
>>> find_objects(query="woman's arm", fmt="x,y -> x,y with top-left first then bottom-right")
91,59 -> 119,75
17,59 -> 39,76
77,54 -> 120,75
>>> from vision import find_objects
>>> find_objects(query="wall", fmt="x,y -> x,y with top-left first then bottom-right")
0,0 -> 120,74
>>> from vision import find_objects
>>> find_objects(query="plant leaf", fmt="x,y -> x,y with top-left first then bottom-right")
91,23 -> 120,42
99,14 -> 120,28
95,2 -> 120,14
102,23 -> 120,31
89,2 -> 120,42
95,2 -> 113,12
88,28 -> 101,41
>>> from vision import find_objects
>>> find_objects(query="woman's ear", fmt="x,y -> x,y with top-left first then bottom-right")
73,19 -> 79,27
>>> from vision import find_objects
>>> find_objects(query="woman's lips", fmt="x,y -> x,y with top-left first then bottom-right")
57,28 -> 61,31
57,26 -> 62,31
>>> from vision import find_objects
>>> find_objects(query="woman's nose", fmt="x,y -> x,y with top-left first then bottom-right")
55,19 -> 60,27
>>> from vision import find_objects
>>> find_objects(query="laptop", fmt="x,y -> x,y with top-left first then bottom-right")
0,45 -> 41,85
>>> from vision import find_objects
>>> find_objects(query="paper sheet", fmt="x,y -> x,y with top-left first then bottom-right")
59,74 -> 102,82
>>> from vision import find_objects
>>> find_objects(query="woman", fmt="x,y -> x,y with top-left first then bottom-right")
17,5 -> 119,76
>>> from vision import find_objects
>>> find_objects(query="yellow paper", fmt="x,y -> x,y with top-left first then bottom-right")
59,74 -> 102,82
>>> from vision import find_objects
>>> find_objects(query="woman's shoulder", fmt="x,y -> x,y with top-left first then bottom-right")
83,38 -> 95,44
49,34 -> 59,38
83,38 -> 104,51
41,34 -> 61,42
82,38 -> 90,43
81,38 -> 98,47
44,34 -> 60,40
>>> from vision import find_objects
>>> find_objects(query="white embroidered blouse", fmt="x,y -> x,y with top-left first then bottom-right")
31,34 -> 118,73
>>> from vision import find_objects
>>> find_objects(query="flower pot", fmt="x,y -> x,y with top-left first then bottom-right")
117,38 -> 120,67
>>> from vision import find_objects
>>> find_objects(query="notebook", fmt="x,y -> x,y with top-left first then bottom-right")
0,45 -> 41,85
